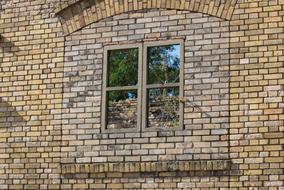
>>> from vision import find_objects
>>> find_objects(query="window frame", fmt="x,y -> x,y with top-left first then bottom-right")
142,40 -> 184,132
102,44 -> 143,133
102,40 -> 184,133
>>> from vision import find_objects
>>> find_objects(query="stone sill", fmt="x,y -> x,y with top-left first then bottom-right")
62,160 -> 231,174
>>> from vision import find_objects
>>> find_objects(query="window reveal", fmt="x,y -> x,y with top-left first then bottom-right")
102,40 -> 184,132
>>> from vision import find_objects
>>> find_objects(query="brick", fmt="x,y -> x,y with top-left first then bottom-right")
1,0 -> 283,189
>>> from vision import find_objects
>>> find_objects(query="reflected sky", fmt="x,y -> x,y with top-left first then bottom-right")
147,44 -> 180,84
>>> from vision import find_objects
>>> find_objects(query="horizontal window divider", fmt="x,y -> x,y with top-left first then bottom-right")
146,83 -> 180,89
106,86 -> 138,91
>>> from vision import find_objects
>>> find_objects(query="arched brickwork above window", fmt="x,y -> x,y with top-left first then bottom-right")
55,0 -> 237,35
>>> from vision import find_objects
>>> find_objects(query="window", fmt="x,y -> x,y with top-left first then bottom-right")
102,40 -> 184,132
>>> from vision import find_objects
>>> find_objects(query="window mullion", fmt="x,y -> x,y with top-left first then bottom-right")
141,43 -> 147,131
137,44 -> 143,132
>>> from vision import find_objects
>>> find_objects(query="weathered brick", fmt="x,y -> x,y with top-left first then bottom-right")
1,0 -> 283,189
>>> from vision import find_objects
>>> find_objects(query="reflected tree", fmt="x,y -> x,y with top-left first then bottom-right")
108,48 -> 138,101
147,44 -> 180,85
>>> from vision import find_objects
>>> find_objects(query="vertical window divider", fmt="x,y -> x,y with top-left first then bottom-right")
101,45 -> 108,133
137,43 -> 143,133
179,41 -> 185,129
141,43 -> 147,131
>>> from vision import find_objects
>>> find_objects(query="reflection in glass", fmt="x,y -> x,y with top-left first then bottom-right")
147,88 -> 179,128
107,90 -> 137,129
108,48 -> 138,87
147,45 -> 180,84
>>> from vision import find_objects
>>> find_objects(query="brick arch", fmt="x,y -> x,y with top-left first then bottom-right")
55,0 -> 237,35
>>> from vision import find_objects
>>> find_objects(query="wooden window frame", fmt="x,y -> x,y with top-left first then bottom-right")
102,40 -> 184,133
142,40 -> 184,132
102,44 -> 143,133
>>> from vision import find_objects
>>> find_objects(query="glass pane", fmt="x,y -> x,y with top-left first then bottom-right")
108,48 -> 139,87
147,44 -> 180,84
107,90 -> 137,129
147,87 -> 180,128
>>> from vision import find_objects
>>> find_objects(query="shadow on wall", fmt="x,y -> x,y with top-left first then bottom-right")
0,34 -> 21,72
0,34 -> 20,54
0,97 -> 27,128
0,99 -> 29,189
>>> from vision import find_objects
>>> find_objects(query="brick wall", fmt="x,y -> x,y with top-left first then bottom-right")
0,0 -> 65,189
229,0 -> 284,189
0,0 -> 283,189
61,9 -> 230,189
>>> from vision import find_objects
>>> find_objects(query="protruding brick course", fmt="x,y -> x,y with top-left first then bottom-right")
62,160 -> 231,174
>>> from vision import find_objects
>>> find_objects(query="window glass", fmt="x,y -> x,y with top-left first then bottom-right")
106,90 -> 137,129
108,48 -> 139,87
147,45 -> 180,85
147,87 -> 180,128
103,42 -> 183,131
